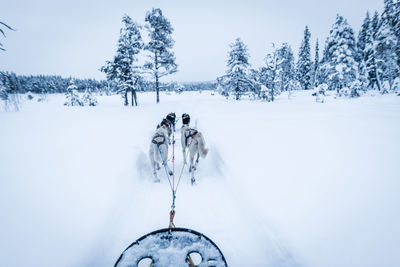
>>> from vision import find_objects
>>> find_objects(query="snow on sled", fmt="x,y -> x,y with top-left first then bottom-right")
114,227 -> 228,267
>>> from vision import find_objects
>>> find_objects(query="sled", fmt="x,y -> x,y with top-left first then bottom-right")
114,227 -> 228,267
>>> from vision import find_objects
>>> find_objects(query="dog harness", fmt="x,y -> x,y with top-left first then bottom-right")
152,133 -> 166,145
184,128 -> 198,147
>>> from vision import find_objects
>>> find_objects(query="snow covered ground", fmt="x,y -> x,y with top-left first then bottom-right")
1,91 -> 399,267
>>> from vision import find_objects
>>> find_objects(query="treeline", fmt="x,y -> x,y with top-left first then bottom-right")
0,71 -> 215,95
219,0 -> 400,100
0,72 -> 107,94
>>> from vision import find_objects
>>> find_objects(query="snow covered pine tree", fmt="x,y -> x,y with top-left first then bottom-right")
144,8 -> 178,103
64,79 -> 83,106
223,38 -> 253,100
321,14 -> 359,97
297,25 -> 313,90
101,15 -> 143,106
82,88 -> 98,106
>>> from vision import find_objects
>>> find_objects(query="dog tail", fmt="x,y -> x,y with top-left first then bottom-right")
198,132 -> 208,158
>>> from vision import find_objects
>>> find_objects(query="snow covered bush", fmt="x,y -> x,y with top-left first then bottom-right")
64,80 -> 83,106
312,83 -> 327,103
335,79 -> 364,98
170,82 -> 184,94
349,80 -> 363,97
82,88 -> 98,106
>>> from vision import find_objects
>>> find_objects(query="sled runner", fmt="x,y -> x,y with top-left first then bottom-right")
114,227 -> 228,267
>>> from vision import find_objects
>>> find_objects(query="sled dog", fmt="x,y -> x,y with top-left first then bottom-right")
181,124 -> 208,183
149,123 -> 173,182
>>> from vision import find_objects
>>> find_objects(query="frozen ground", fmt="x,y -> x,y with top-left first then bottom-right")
1,91 -> 399,267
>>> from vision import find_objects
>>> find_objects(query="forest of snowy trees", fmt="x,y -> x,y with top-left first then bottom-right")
219,0 -> 400,100
1,0 -> 400,105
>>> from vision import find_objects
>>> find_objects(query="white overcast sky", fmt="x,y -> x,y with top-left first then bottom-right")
1,0 -> 383,82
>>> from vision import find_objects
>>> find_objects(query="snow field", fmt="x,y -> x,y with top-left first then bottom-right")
1,91 -> 399,267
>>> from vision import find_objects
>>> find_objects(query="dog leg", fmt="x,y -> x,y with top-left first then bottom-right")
149,146 -> 160,182
190,168 -> 196,185
152,161 -> 160,183
182,149 -> 187,164
153,171 -> 160,183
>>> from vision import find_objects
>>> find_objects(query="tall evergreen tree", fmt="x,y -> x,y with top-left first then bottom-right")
223,38 -> 253,100
276,43 -> 296,92
363,11 -> 383,90
259,43 -> 283,102
296,25 -> 313,90
144,8 -> 178,103
357,12 -> 374,87
376,0 -> 399,91
321,14 -> 358,93
313,39 -> 320,86
393,0 -> 400,68
101,15 -> 143,106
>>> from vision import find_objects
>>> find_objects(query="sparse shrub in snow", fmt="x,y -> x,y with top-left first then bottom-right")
64,80 -> 83,106
37,95 -> 47,102
26,91 -> 34,100
171,82 -> 184,94
312,83 -> 327,103
82,88 -> 98,106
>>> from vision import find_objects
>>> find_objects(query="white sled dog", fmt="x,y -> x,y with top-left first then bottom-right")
181,124 -> 208,183
149,122 -> 173,182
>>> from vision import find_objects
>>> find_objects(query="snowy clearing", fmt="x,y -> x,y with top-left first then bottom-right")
1,91 -> 400,267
